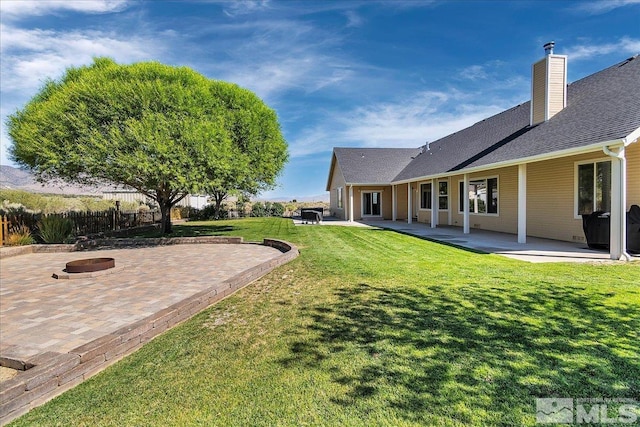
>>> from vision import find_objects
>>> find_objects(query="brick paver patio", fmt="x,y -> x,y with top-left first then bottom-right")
0,244 -> 281,360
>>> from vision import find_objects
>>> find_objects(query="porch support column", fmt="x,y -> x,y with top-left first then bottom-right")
518,164 -> 527,244
431,178 -> 438,228
349,185 -> 354,223
407,182 -> 412,224
392,185 -> 397,221
603,146 -> 629,260
463,174 -> 470,234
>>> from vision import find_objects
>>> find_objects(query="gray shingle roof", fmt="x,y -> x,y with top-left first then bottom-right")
394,54 -> 640,181
333,147 -> 421,184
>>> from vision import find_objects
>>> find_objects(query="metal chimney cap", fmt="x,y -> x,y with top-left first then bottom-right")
544,41 -> 555,55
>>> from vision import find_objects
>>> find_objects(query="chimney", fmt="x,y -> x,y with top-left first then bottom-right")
530,41 -> 567,126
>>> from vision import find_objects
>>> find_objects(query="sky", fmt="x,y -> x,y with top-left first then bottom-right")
1,0 -> 639,200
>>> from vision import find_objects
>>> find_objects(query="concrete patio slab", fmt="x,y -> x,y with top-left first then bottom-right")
360,220 -> 639,263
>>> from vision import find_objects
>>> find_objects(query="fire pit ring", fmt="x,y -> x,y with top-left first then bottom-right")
66,258 -> 115,273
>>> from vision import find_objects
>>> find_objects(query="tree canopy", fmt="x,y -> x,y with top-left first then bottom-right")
7,58 -> 288,232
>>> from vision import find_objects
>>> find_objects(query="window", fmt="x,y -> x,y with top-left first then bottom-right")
336,187 -> 343,209
577,161 -> 611,215
420,183 -> 432,209
459,177 -> 498,214
438,181 -> 449,210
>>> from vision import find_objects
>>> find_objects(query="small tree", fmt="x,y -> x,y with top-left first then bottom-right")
7,58 -> 288,233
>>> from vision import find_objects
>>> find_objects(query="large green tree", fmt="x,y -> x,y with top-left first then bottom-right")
7,58 -> 288,233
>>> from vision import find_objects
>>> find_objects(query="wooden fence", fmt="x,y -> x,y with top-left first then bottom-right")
0,210 -> 163,246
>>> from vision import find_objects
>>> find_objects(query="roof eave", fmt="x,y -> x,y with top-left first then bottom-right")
391,138 -> 629,184
343,182 -> 393,187
325,152 -> 337,191
623,126 -> 640,146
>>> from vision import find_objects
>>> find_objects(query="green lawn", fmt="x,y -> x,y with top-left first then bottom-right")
11,218 -> 640,426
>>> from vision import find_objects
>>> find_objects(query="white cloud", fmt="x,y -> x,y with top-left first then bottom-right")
221,0 -> 271,17
221,56 -> 356,100
0,24 -> 163,93
344,10 -> 364,27
191,18 -> 357,101
573,0 -> 640,14
289,90 -> 505,158
0,23 -> 166,166
0,0 -> 128,20
459,65 -> 489,81
565,36 -> 640,61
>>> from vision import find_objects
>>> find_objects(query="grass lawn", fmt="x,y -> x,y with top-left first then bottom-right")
10,218 -> 640,426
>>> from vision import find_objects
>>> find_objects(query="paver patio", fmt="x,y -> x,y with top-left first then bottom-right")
0,244 -> 282,361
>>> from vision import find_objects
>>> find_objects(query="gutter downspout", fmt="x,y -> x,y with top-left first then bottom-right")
602,145 -> 630,261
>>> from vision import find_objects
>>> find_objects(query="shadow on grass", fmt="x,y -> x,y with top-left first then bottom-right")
128,224 -> 238,238
282,282 -> 639,424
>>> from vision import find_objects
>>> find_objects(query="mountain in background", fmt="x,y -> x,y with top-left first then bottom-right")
1,165 -> 330,202
0,165 -> 112,195
259,194 -> 329,203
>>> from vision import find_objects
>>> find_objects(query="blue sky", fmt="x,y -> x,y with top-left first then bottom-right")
1,0 -> 639,200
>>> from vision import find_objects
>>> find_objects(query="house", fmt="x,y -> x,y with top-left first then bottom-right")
326,43 -> 640,260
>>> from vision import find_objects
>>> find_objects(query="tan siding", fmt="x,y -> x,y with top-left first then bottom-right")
382,187 -> 393,219
396,184 -> 409,220
527,151 -> 616,242
627,142 -> 640,209
548,56 -> 566,119
328,159 -> 347,219
531,59 -> 547,125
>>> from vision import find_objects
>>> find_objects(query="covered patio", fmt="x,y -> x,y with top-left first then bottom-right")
360,220 -> 640,263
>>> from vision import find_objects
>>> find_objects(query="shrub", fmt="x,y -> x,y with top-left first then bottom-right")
271,202 -> 285,217
251,202 -> 266,217
170,206 -> 191,220
38,215 -> 74,243
5,224 -> 35,246
191,204 -> 228,220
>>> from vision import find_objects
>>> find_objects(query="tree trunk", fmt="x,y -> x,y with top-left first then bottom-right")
159,202 -> 172,234
212,191 -> 227,219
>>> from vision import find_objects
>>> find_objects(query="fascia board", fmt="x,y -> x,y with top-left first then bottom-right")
391,138 -> 626,184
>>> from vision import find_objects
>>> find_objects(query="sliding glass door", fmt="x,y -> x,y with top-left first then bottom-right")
362,192 -> 381,216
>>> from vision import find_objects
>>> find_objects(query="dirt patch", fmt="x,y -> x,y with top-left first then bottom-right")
0,366 -> 19,382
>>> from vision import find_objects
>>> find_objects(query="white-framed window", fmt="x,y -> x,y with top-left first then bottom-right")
420,183 -> 432,209
459,177 -> 498,214
336,187 -> 344,209
575,160 -> 611,217
438,181 -> 449,210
